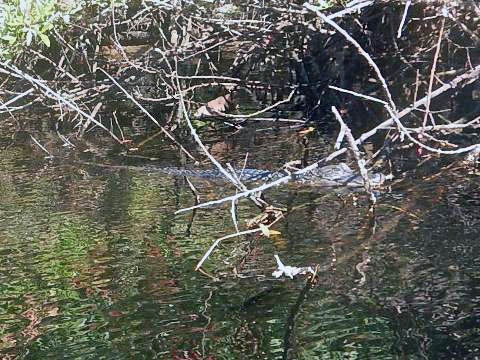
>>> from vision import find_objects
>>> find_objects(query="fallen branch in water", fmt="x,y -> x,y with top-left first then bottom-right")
176,61 -> 480,214
195,228 -> 261,271
331,106 -> 377,204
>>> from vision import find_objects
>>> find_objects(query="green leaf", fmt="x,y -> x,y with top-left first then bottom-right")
7,35 -> 18,45
259,224 -> 270,237
192,120 -> 207,128
1,35 -> 17,42
39,33 -> 50,47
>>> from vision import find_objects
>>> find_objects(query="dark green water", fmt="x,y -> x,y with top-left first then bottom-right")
1,129 -> 479,359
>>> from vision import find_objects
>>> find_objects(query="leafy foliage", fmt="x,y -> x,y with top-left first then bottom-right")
0,0 -> 72,59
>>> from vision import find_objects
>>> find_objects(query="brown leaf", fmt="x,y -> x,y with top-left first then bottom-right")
298,126 -> 315,136
46,306 -> 59,317
108,310 -> 125,317
194,93 -> 233,118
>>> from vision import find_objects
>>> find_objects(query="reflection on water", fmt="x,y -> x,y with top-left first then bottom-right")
0,139 -> 479,359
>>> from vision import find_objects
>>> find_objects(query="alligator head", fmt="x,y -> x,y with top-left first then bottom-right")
299,163 -> 385,188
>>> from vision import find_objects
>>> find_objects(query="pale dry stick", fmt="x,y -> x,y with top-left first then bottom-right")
355,63 -> 480,143
196,207 -> 286,271
79,101 -> 103,136
0,88 -> 34,110
112,111 -> 126,143
329,84 -> 461,146
414,69 -> 420,108
53,29 -> 76,53
422,17 -> 445,128
328,0 -> 374,20
225,162 -> 246,233
30,134 -> 52,157
328,85 -> 388,105
195,228 -> 261,271
170,77 -> 296,93
0,93 -> 39,113
208,19 -> 272,25
226,163 -> 248,192
334,123 -> 346,150
387,106 -> 480,155
172,75 -> 242,82
200,290 -> 214,354
0,101 -> 37,113
176,169 -> 293,214
418,130 -> 457,148
0,62 -> 122,143
177,64 -> 480,215
310,3 -> 405,163
115,5 -> 150,26
237,117 -> 305,124
339,58 -> 480,150
152,48 -> 176,83
331,83 -> 479,155
417,108 -> 451,115
397,0 -> 412,38
231,199 -> 239,233
98,68 -> 196,161
332,106 -> 376,203
406,119 -> 480,133
271,0 -> 373,18
225,156 -> 268,228
249,3 -> 308,15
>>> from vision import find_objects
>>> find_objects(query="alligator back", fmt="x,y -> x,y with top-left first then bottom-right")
81,162 -> 385,188
141,163 -> 385,188
142,165 -> 277,182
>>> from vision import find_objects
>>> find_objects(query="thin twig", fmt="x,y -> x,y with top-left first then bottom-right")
397,0 -> 411,38
332,106 -> 376,203
99,68 -> 196,161
195,228 -> 261,271
422,17 -> 445,128
0,62 -> 122,143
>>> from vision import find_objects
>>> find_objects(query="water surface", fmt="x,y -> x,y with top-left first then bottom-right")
1,130 -> 479,359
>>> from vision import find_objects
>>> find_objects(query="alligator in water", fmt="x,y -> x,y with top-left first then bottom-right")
86,162 -> 385,188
